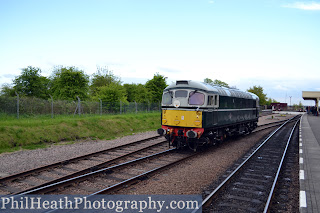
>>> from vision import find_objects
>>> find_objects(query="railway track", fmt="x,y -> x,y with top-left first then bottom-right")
0,116 -> 294,199
12,148 -> 195,196
253,118 -> 294,133
0,135 -> 167,195
195,115 -> 300,213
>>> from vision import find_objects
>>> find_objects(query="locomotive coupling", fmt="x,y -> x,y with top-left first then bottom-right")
178,130 -> 184,136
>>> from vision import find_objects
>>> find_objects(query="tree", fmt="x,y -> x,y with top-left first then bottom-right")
293,101 -> 304,111
13,66 -> 50,99
247,85 -> 267,105
266,98 -> 278,106
93,83 -> 127,103
145,73 -> 167,103
50,66 -> 89,100
90,66 -> 121,96
0,83 -> 15,97
204,78 -> 214,84
123,83 -> 149,103
204,78 -> 230,88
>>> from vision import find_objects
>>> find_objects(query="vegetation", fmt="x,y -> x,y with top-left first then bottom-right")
204,78 -> 230,88
0,66 -> 167,104
145,73 -> 168,103
293,102 -> 304,111
247,85 -> 277,106
50,66 -> 90,101
0,112 -> 160,154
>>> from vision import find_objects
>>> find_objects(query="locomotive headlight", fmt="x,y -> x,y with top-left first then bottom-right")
186,130 -> 197,138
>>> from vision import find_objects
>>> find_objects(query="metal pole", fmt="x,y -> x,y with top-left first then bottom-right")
98,99 -> 102,116
15,91 -> 19,119
77,96 -> 81,116
135,101 -> 137,114
120,100 -> 122,114
49,95 -> 53,118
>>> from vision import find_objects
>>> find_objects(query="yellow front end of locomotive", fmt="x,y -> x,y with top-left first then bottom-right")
162,110 -> 202,128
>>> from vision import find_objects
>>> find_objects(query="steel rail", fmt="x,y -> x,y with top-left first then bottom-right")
9,140 -> 167,195
252,118 -> 297,133
0,135 -> 162,182
44,151 -> 196,213
14,148 -> 177,196
192,115 -> 300,213
263,118 -> 300,212
257,117 -> 292,127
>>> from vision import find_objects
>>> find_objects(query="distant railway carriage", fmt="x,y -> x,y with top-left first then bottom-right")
157,80 -> 259,151
270,102 -> 287,111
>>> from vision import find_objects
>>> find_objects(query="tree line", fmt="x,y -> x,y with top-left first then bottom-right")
0,66 -> 276,105
0,66 -> 167,104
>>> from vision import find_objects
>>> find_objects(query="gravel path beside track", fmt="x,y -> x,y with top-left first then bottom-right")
0,113 -> 293,180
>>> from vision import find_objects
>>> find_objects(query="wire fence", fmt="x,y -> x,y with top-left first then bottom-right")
0,96 -> 161,119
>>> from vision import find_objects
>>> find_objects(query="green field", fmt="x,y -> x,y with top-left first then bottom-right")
0,112 -> 161,154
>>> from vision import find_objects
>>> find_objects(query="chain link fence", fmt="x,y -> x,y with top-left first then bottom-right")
0,96 -> 161,118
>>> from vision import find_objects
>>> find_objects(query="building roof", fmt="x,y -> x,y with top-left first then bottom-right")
302,91 -> 320,101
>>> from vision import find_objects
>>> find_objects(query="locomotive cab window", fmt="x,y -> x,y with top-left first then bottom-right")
189,92 -> 205,105
207,95 -> 219,107
162,92 -> 173,105
175,90 -> 188,98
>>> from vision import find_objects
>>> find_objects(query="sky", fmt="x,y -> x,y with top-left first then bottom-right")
0,0 -> 319,105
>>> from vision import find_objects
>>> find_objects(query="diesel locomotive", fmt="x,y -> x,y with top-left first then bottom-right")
157,80 -> 259,151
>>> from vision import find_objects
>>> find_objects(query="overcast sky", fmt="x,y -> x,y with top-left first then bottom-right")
1,0 -> 319,105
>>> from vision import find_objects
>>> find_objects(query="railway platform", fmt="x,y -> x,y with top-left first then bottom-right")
300,113 -> 320,213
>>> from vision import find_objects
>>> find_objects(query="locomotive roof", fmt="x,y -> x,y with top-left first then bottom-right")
164,80 -> 259,100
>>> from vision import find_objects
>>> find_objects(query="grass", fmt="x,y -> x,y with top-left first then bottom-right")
0,112 -> 161,154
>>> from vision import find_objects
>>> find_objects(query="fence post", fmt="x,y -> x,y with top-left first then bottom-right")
120,100 -> 122,114
77,96 -> 81,116
15,91 -> 19,119
135,101 -> 137,114
98,99 -> 102,116
49,95 -> 54,118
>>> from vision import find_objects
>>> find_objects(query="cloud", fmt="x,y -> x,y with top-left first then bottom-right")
274,85 -> 289,91
158,67 -> 182,74
282,2 -> 320,10
208,1 -> 214,4
2,74 -> 15,78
